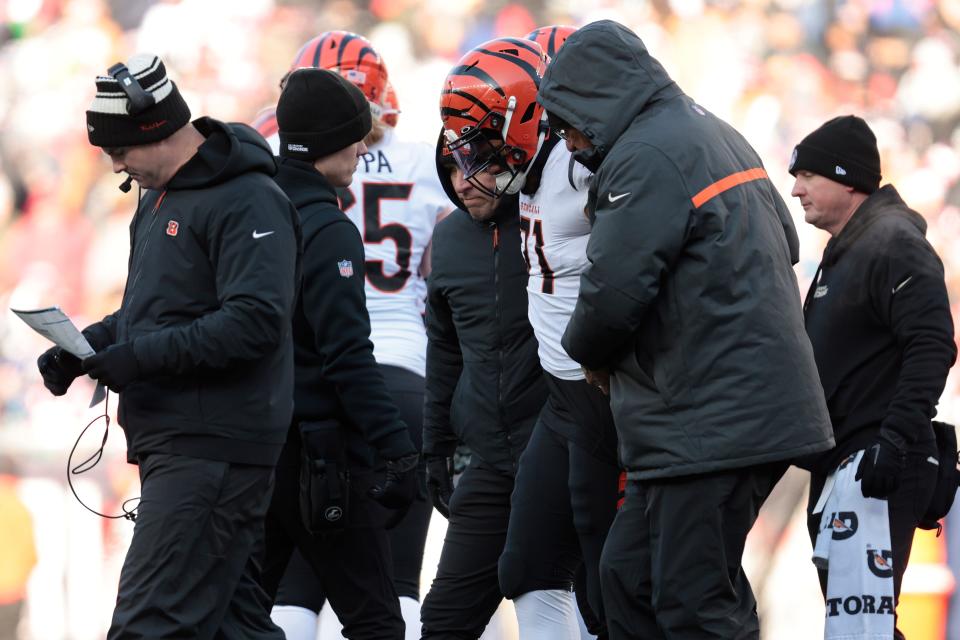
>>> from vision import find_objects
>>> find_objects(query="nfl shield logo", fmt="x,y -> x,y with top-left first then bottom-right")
344,69 -> 367,85
338,260 -> 354,278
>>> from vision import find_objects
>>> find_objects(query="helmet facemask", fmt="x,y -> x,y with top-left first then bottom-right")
444,99 -> 547,198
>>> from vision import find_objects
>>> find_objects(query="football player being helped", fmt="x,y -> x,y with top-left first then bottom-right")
425,34 -> 622,639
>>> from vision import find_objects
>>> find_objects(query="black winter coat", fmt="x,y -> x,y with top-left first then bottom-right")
803,185 -> 957,474
273,157 -> 415,468
85,118 -> 299,465
422,196 -> 548,476
538,21 -> 835,479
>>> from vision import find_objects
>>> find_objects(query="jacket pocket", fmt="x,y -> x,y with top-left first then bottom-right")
197,367 -> 261,425
130,375 -> 200,416
632,340 -> 656,386
651,284 -> 690,409
633,339 -> 676,408
652,360 -> 672,407
623,340 -> 667,409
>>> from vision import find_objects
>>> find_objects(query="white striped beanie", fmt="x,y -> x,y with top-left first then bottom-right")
86,54 -> 191,148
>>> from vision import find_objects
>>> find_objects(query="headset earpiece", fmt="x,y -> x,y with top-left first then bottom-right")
108,62 -> 156,116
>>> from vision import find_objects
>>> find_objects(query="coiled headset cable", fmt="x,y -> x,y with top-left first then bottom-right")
68,390 -> 139,522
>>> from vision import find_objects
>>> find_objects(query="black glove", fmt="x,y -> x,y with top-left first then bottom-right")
369,452 -> 419,512
37,346 -> 85,396
425,455 -> 454,519
856,433 -> 907,499
82,343 -> 141,392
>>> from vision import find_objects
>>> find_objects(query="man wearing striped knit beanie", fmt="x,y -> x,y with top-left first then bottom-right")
86,54 -> 191,148
38,53 -> 298,639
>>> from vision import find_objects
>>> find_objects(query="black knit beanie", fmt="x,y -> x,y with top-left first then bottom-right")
277,68 -> 372,161
86,54 -> 191,148
788,115 -> 882,194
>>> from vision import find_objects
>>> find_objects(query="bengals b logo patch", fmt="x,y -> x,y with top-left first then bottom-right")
166,220 -> 179,237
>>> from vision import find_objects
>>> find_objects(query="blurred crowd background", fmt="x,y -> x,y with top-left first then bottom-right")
1,0 -> 960,638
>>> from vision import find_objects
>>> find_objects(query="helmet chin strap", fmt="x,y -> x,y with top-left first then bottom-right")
497,112 -> 549,196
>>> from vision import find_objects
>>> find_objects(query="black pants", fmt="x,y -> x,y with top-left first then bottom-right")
807,450 -> 938,640
109,453 -> 282,640
500,376 -> 621,637
385,366 -> 431,600
600,463 -> 786,640
419,459 -> 513,639
499,422 -> 583,597
262,461 -> 403,640
550,374 -> 621,636
417,456 -> 551,639
275,365 -> 431,610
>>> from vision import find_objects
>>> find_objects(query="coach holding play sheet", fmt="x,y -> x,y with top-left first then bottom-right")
37,53 -> 299,638
537,19 -> 835,639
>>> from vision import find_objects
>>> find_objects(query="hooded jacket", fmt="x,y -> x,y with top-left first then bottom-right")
538,21 -> 835,479
84,117 -> 299,465
423,143 -> 548,475
803,185 -> 956,474
273,157 -> 415,468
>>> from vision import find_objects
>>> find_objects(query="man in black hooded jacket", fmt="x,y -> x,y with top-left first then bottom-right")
258,68 -> 419,640
537,21 -> 835,639
36,54 -> 299,639
790,115 -> 956,638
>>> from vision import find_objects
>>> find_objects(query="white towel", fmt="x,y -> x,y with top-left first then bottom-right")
811,450 -> 895,640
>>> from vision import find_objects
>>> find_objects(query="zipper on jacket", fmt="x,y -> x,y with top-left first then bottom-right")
122,190 -> 166,338
491,221 -> 511,469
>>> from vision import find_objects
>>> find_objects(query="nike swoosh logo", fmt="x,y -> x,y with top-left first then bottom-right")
892,276 -> 912,294
608,192 -> 631,203
252,230 -> 275,239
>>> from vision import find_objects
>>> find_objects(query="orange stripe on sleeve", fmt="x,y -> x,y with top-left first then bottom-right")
691,168 -> 768,208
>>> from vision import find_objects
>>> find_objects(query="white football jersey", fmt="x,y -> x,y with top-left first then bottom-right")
342,128 -> 449,377
519,143 -> 592,380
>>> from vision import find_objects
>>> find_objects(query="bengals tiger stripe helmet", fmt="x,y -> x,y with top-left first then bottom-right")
290,31 -> 389,120
525,25 -> 577,58
440,37 -> 549,197
382,81 -> 400,128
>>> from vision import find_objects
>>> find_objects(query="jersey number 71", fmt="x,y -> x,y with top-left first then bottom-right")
520,215 -> 555,294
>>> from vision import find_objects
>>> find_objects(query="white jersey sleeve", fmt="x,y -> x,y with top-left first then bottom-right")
340,128 -> 448,377
519,143 -> 592,380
